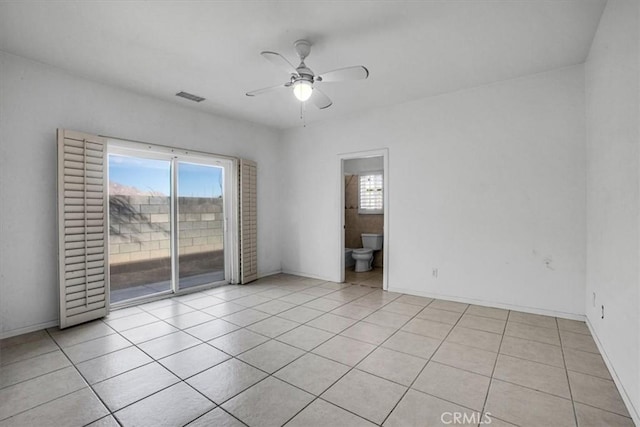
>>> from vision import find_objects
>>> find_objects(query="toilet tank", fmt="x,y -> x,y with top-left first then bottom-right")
361,233 -> 383,250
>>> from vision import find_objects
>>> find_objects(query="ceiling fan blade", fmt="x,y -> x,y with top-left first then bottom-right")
261,51 -> 299,76
246,82 -> 291,97
311,88 -> 332,109
318,66 -> 369,82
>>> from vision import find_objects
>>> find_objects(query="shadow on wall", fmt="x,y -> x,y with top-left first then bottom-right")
345,174 -> 384,267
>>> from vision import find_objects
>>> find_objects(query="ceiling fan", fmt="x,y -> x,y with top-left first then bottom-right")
246,39 -> 369,110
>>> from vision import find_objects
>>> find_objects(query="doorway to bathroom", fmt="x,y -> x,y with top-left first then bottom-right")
339,149 -> 389,290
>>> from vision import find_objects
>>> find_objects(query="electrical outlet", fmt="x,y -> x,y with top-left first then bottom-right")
432,268 -> 438,278
592,292 -> 596,307
601,305 -> 605,319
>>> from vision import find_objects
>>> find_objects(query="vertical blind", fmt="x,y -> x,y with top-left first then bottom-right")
57,129 -> 109,328
239,159 -> 257,284
359,173 -> 384,213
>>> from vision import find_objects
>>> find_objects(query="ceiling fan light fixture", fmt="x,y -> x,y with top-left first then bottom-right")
247,40 -> 369,112
293,80 -> 313,102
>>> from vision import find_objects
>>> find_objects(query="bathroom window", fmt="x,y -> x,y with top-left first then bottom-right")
359,172 -> 383,214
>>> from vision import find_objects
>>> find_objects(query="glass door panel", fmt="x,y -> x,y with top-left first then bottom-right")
177,162 -> 225,290
108,154 -> 172,303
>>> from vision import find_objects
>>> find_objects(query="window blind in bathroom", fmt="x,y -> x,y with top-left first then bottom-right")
359,173 -> 384,213
239,159 -> 258,284
57,129 -> 109,328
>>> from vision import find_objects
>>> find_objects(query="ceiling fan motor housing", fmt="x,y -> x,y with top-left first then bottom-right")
294,39 -> 311,60
294,40 -> 314,83
295,64 -> 314,81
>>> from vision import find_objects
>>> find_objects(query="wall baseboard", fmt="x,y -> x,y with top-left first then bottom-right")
276,271 -> 584,320
257,270 -> 283,279
585,318 -> 639,425
281,269 -> 335,283
388,286 -> 585,321
0,320 -> 59,340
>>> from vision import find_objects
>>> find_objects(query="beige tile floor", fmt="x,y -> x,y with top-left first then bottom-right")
345,267 -> 383,288
0,274 -> 634,427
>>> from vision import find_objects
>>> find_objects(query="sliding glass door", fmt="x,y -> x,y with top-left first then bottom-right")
176,162 -> 225,290
108,146 -> 233,305
108,154 -> 173,303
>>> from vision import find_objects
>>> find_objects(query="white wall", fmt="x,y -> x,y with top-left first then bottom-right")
585,0 -> 639,421
281,66 -> 586,317
0,52 -> 283,338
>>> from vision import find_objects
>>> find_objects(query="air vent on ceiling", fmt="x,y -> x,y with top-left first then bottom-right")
176,91 -> 205,102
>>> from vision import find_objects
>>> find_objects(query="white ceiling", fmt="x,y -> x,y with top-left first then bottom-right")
0,1 -> 606,129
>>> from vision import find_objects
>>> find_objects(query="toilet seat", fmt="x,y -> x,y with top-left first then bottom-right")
353,248 -> 373,255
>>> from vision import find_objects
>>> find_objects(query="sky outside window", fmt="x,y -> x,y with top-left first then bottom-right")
109,155 -> 222,198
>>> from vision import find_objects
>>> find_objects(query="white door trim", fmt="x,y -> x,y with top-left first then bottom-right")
338,148 -> 389,291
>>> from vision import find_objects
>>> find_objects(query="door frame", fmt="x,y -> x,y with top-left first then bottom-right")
106,139 -> 239,306
173,156 -> 237,292
338,148 -> 389,290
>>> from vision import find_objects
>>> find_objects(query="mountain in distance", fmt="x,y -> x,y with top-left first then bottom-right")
109,181 -> 167,197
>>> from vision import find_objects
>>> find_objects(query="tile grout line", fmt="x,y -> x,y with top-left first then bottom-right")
565,401 -> 636,419
0,358 -> 72,391
98,279 -> 372,425
198,281 -> 382,424
0,347 -> 61,370
558,316 -> 581,427
65,316 -> 217,425
266,287 -> 407,426
0,292 -> 485,385
0,348 -> 73,392
105,328 -> 223,425
0,385 -> 103,425
184,407 -> 248,427
43,328 -> 124,427
108,292 -> 268,425
479,308 -> 509,423
5,275 -> 620,426
277,302 -> 409,425
74,323 -> 189,425
97,303 -> 251,425
129,283 -> 446,425
114,287 -> 610,424
379,300 -> 471,426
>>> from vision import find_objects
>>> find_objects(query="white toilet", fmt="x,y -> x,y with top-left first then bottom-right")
352,233 -> 383,272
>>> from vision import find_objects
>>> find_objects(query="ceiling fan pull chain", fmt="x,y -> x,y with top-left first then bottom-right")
301,102 -> 307,127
